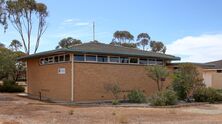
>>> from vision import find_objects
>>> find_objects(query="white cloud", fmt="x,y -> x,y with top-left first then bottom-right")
75,22 -> 90,26
167,34 -> 222,63
62,19 -> 90,27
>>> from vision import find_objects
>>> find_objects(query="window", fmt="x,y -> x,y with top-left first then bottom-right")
54,56 -> 59,63
65,54 -> 70,61
44,58 -> 49,64
98,56 -> 108,62
40,58 -> 44,64
130,58 -> 138,64
139,58 -> 147,65
157,59 -> 163,65
59,55 -> 64,62
74,54 -> 84,61
120,57 -> 129,63
109,56 -> 119,63
48,57 -> 54,63
148,58 -> 156,65
86,55 -> 97,62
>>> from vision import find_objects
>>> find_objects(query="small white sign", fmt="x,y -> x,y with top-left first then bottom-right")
58,68 -> 66,74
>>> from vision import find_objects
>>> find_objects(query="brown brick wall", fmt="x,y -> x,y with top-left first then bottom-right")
27,58 -> 72,101
73,62 -> 172,102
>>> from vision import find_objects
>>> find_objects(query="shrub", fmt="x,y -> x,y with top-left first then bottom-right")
193,87 -> 222,103
149,89 -> 178,106
127,90 -> 146,103
112,99 -> 119,105
0,80 -> 25,93
172,64 -> 204,100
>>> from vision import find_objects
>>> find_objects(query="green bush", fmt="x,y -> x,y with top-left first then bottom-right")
0,80 -> 25,93
149,89 -> 178,106
193,87 -> 222,103
112,99 -> 119,105
127,90 -> 146,103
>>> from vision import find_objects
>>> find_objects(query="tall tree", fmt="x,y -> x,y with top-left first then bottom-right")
137,33 -> 150,51
112,31 -> 134,43
9,39 -> 22,51
56,37 -> 82,49
150,41 -> 167,53
0,42 -> 5,48
0,0 -> 7,31
5,0 -> 48,54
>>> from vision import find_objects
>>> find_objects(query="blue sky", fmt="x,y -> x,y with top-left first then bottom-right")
1,0 -> 222,62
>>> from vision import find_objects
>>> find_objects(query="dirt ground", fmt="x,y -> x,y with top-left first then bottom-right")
0,94 -> 222,124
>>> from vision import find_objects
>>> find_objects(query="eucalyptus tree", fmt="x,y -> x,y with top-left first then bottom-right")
5,0 -> 48,54
137,33 -> 150,51
150,41 -> 167,53
9,39 -> 22,51
113,30 -> 134,43
56,37 -> 82,49
0,0 -> 7,31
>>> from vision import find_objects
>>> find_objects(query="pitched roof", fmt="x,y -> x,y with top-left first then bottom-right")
18,42 -> 180,60
206,60 -> 222,69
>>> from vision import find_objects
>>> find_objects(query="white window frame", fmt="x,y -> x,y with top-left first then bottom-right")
85,54 -> 97,62
109,56 -> 120,63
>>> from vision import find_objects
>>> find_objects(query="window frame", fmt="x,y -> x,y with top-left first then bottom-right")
109,56 -> 120,63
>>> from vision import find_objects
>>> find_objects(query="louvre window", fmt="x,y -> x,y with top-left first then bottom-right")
98,56 -> 108,62
86,55 -> 97,62
74,55 -> 84,61
120,57 -> 129,63
110,56 -> 119,63
139,58 -> 147,65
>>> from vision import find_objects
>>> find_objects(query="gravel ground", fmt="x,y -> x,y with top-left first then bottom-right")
0,93 -> 222,124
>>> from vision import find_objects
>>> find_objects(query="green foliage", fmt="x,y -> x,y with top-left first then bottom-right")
172,63 -> 204,100
112,99 -> 119,105
150,41 -> 166,53
127,90 -> 146,103
104,83 -> 121,100
5,0 -> 48,54
56,37 -> 82,49
110,41 -> 137,48
193,87 -> 222,103
149,89 -> 178,106
137,33 -> 150,50
112,30 -> 134,43
0,79 -> 24,93
9,39 -> 22,51
0,47 -> 26,81
146,65 -> 169,91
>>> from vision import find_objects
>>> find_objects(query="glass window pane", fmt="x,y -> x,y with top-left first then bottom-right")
40,58 -> 44,64
110,57 -> 119,63
139,58 -> 147,65
120,57 -> 129,63
54,56 -> 59,63
44,58 -> 49,64
98,56 -> 108,62
48,57 -> 54,63
65,54 -> 70,61
74,55 -> 84,61
59,55 -> 64,62
86,55 -> 96,61
157,59 -> 163,65
148,58 -> 156,65
130,58 -> 138,64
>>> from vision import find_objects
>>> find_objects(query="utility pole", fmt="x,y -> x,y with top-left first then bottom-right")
93,21 -> 95,41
